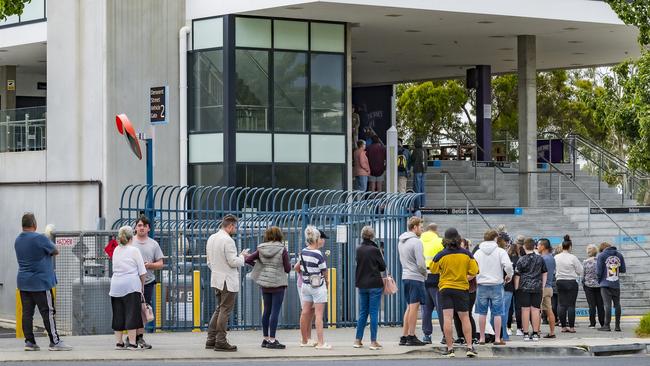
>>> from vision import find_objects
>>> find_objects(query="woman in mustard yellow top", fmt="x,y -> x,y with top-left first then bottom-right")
429,228 -> 479,359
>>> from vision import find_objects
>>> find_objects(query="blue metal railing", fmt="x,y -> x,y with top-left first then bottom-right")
113,184 -> 421,331
0,106 -> 47,152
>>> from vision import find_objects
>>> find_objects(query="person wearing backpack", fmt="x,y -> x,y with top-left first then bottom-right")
397,139 -> 411,193
409,139 -> 427,208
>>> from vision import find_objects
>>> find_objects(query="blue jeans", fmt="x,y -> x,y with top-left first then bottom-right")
492,290 -> 513,341
262,290 -> 285,338
355,287 -> 383,341
413,173 -> 425,207
422,286 -> 444,336
355,176 -> 368,191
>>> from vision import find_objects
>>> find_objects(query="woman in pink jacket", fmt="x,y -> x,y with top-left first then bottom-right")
353,140 -> 371,191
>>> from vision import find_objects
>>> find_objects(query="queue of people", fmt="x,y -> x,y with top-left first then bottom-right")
13,212 -> 627,355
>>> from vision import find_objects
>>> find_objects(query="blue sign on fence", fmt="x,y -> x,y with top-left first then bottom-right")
615,235 -> 647,245
514,207 -> 523,216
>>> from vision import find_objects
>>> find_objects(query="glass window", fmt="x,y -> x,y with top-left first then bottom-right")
311,23 -> 345,53
19,0 -> 45,22
193,17 -> 223,50
189,50 -> 224,132
236,133 -> 272,162
310,54 -> 345,133
189,164 -> 225,187
275,164 -> 308,189
237,164 -> 272,188
311,134 -> 345,163
274,134 -> 308,163
309,165 -> 344,190
274,20 -> 308,50
236,49 -> 269,131
236,17 -> 271,48
189,133 -> 223,163
274,52 -> 307,132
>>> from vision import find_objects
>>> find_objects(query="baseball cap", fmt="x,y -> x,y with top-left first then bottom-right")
318,229 -> 329,239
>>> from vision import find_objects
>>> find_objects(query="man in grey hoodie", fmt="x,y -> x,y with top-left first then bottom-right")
474,229 -> 513,345
398,217 -> 428,346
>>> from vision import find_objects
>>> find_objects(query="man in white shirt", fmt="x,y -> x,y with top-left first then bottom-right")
205,215 -> 249,352
474,229 -> 513,345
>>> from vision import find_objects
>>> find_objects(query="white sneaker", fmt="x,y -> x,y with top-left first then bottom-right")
300,339 -> 317,347
507,329 -> 512,336
516,329 -> 524,336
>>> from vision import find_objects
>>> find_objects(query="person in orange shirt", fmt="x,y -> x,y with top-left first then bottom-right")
353,140 -> 371,192
430,228 -> 479,359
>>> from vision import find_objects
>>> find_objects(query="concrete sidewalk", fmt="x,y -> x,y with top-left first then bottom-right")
0,320 -> 648,362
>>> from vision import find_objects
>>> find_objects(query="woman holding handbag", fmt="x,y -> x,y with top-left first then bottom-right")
354,226 -> 387,350
109,226 -> 147,350
245,226 -> 291,349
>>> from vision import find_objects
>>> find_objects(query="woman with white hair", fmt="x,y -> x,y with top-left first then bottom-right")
298,225 -> 331,349
582,244 -> 605,328
353,226 -> 386,350
110,226 -> 147,350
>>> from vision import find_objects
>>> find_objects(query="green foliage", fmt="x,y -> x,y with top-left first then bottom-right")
0,0 -> 31,20
635,311 -> 650,337
606,0 -> 650,47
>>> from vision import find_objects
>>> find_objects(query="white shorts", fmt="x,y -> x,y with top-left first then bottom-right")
301,284 -> 328,304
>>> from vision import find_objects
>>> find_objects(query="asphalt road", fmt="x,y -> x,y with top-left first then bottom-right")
2,356 -> 648,366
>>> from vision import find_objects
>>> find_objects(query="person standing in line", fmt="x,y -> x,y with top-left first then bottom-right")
15,213 -> 72,351
205,215 -> 249,352
420,223 -> 445,344
513,238 -> 547,342
397,217 -> 427,346
582,244 -> 605,329
512,235 -> 526,336
366,135 -> 387,192
131,215 -> 163,349
554,235 -> 583,333
596,242 -> 626,332
354,226 -> 386,350
474,230 -> 513,345
410,139 -> 427,208
537,239 -> 557,339
495,236 -> 514,341
109,226 -> 147,350
246,226 -> 291,349
299,226 -> 331,349
353,140 -> 371,192
397,139 -> 411,193
430,229 -> 479,359
453,238 -> 478,346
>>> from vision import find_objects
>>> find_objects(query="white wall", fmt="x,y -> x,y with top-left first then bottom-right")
16,71 -> 46,98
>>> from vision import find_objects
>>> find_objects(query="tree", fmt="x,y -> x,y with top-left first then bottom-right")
0,0 -> 31,20
606,0 -> 650,47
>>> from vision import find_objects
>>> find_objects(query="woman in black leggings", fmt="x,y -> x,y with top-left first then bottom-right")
554,236 -> 584,333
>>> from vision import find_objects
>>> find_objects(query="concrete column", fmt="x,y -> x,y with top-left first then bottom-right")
0,65 -> 17,110
517,35 -> 537,207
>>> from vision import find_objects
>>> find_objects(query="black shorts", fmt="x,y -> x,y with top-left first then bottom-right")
516,290 -> 542,308
439,288 -> 470,312
111,292 -> 144,331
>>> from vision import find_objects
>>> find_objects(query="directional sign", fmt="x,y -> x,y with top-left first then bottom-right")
150,86 -> 168,125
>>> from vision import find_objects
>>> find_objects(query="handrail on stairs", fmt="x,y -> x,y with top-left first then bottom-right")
439,169 -> 492,231
540,156 -> 650,258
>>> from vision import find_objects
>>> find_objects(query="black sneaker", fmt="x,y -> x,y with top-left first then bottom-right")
615,325 -> 622,332
125,343 -> 139,351
24,341 -> 40,351
453,337 -> 466,345
598,326 -> 611,332
523,333 -> 531,341
261,339 -> 269,348
266,340 -> 286,349
214,342 -> 237,352
136,337 -> 152,349
115,343 -> 126,350
405,335 -> 426,346
443,348 -> 455,358
399,336 -> 408,346
531,332 -> 540,342
440,337 -> 447,345
472,338 -> 479,345
466,347 -> 478,358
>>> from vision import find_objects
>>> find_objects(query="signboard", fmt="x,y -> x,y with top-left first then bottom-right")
7,80 -> 15,91
55,237 -> 78,247
150,86 -> 168,125
422,208 -> 518,215
590,207 -> 650,214
537,139 -> 564,163
615,235 -> 647,245
336,224 -> 348,243
472,161 -> 512,168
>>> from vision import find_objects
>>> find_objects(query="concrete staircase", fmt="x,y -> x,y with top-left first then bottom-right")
418,161 -> 649,315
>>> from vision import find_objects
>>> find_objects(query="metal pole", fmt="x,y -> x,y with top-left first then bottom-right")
466,200 -> 470,238
146,138 -> 154,237
622,173 -> 625,205
493,164 -> 496,200
587,200 -> 591,236
558,174 -> 562,208
598,152 -> 603,200
572,135 -> 577,181
444,174 -> 447,208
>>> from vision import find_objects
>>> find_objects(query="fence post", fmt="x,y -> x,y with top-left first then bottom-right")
15,289 -> 23,339
155,283 -> 162,331
328,268 -> 337,329
192,270 -> 201,332
587,201 -> 591,236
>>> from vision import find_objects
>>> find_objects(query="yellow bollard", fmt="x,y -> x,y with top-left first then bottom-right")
155,283 -> 162,331
15,289 -> 23,339
192,270 -> 201,332
328,268 -> 337,329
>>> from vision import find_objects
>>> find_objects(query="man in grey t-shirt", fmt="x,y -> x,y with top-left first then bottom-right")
133,215 -> 164,349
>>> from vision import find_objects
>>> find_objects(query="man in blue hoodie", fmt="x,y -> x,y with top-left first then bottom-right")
596,242 -> 626,332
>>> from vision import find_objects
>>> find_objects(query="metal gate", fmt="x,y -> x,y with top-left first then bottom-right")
112,185 -> 419,331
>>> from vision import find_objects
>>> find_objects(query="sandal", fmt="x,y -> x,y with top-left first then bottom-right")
300,339 -> 317,347
315,343 -> 332,350
543,334 -> 556,339
493,340 -> 506,346
568,328 -> 576,333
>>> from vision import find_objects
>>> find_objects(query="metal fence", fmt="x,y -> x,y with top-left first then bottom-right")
0,106 -> 47,152
108,185 -> 420,332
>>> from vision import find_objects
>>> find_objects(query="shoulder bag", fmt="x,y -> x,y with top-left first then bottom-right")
141,293 -> 154,323
300,253 -> 324,288
380,249 -> 398,295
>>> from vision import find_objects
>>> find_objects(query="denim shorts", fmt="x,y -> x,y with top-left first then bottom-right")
475,284 -> 504,315
403,279 -> 425,305
301,283 -> 328,304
